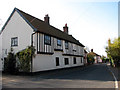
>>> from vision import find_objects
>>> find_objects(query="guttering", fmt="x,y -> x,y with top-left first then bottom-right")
31,32 -> 36,73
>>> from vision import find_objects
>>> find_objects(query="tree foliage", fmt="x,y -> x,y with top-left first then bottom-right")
87,52 -> 95,64
101,55 -> 106,63
16,46 -> 35,72
106,37 -> 120,66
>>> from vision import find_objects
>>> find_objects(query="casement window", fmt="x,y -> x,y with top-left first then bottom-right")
64,58 -> 69,65
11,37 -> 18,47
44,35 -> 51,45
56,57 -> 60,66
57,39 -> 61,46
73,57 -> 77,64
65,41 -> 69,49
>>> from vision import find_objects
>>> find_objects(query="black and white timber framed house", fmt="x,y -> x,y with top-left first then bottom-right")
0,8 -> 85,72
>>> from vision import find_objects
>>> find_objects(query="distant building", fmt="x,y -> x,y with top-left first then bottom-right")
87,49 -> 101,64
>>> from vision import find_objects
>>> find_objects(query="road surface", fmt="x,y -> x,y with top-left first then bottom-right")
2,63 -> 115,88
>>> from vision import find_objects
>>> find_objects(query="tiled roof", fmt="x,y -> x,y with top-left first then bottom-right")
87,52 -> 100,56
3,8 -> 85,47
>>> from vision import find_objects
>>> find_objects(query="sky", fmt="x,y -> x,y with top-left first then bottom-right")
0,0 -> 119,56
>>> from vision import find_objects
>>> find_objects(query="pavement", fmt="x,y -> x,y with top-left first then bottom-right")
2,63 -> 115,89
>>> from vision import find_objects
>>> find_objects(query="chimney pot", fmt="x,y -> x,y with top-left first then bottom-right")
65,23 -> 67,27
63,23 -> 68,34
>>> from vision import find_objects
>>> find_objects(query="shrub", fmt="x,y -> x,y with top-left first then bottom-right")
4,48 -> 17,74
16,46 -> 35,72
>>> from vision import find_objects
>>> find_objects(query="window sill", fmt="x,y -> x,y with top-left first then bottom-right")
37,52 -> 53,55
11,45 -> 18,47
63,54 -> 83,57
54,49 -> 63,51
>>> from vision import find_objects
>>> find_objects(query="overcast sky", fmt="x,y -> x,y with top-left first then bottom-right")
0,0 -> 119,56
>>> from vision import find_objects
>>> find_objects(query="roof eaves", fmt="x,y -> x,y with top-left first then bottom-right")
70,35 -> 85,47
15,8 -> 37,32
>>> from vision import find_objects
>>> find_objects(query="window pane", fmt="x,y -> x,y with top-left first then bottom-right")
65,41 -> 68,49
64,58 -> 69,65
57,39 -> 61,46
56,57 -> 59,66
11,37 -> 18,46
11,39 -> 14,46
44,35 -> 51,45
73,57 -> 76,64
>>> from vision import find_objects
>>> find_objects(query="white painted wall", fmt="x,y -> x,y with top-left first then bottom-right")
33,51 -> 63,72
33,51 -> 84,72
1,11 -> 34,69
2,11 -> 34,55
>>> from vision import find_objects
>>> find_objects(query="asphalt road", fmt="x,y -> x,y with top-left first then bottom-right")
2,63 -> 115,88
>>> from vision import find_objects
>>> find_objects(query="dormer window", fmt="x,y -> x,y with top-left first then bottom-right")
65,41 -> 69,49
44,35 -> 51,45
57,39 -> 61,46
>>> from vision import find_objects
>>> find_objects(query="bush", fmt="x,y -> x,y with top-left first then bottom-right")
4,48 -> 17,74
16,46 -> 35,72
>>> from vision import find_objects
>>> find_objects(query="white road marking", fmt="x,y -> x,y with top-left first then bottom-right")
107,64 -> 118,89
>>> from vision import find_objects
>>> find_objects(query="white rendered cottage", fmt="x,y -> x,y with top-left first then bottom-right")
0,8 -> 85,72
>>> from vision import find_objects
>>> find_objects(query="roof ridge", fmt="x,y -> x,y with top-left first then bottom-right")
17,8 -> 84,47
16,8 -> 67,33
16,8 -> 65,32
2,8 -> 84,47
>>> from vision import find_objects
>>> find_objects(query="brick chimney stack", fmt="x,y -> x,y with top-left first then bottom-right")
63,23 -> 68,34
44,14 -> 50,24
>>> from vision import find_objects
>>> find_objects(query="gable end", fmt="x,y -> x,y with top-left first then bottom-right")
0,8 -> 37,34
15,8 -> 37,32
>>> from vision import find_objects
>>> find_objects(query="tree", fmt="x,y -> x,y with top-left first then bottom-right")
101,55 -> 106,63
87,52 -> 95,64
105,37 -> 120,67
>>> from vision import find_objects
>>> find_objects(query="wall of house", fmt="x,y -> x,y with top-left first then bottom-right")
1,11 -> 34,69
34,32 -> 84,57
35,33 -> 54,54
33,51 -> 84,72
83,52 -> 87,65
32,33 -> 84,72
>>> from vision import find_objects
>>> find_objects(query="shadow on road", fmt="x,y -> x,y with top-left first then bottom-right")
12,63 -> 114,82
2,63 -> 115,88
